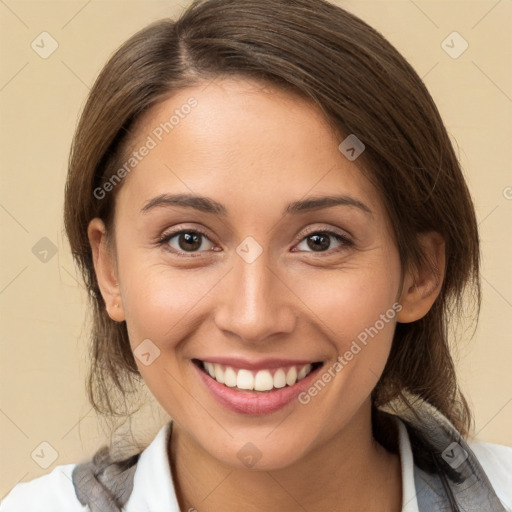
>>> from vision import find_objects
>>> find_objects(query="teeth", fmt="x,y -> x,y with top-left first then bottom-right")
214,363 -> 225,384
297,364 -> 312,381
286,366 -> 297,386
237,369 -> 254,390
273,369 -> 286,389
201,361 -> 317,391
224,367 -> 237,387
254,370 -> 274,391
205,362 -> 215,378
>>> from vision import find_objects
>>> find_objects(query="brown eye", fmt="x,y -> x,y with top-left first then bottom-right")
176,232 -> 202,251
161,230 -> 215,254
294,231 -> 352,254
306,233 -> 331,251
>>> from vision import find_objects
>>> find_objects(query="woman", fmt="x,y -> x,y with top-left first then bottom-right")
1,0 -> 510,510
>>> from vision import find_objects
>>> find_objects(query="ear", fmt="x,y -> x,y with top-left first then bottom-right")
396,231 -> 445,323
87,218 -> 125,322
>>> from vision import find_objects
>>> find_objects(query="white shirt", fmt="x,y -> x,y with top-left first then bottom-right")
1,419 -> 511,511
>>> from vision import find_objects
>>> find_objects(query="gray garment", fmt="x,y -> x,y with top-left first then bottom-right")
71,395 -> 507,511
72,446 -> 140,512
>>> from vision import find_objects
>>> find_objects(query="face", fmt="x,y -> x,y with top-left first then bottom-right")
92,77 -> 408,470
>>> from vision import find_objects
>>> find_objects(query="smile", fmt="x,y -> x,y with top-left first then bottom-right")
193,358 -> 324,415
198,360 -> 320,392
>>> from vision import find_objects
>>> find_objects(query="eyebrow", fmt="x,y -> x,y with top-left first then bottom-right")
141,193 -> 372,216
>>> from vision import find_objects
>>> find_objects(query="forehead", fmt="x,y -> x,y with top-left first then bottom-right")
116,77 -> 383,219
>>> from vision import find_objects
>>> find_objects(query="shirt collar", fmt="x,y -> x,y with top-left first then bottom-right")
125,418 -> 420,512
124,421 -> 180,512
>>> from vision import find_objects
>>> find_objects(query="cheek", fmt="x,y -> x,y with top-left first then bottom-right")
293,253 -> 401,346
117,262 -> 211,412
119,258 -> 222,348
290,253 -> 401,409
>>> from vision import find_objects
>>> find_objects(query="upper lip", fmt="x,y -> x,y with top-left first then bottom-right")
194,357 -> 321,371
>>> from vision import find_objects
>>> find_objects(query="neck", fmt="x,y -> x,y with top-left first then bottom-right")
169,401 -> 402,512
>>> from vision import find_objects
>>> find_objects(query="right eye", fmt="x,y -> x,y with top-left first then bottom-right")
159,229 -> 216,256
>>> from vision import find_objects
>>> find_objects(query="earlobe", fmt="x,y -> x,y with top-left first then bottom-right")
87,218 -> 125,322
396,231 -> 445,323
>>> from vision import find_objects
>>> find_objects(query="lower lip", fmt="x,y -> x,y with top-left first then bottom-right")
193,362 -> 323,416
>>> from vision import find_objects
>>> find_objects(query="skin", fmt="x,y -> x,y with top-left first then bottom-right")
88,77 -> 445,511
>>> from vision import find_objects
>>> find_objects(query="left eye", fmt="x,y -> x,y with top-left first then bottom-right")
294,231 -> 350,253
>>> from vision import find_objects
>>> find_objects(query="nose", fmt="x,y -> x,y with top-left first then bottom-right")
213,250 -> 297,345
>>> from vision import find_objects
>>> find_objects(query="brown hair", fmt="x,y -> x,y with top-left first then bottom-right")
64,0 -> 479,437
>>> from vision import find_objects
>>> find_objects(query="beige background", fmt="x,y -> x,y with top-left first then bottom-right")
0,0 -> 511,497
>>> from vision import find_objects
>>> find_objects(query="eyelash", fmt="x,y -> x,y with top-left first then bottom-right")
157,226 -> 353,258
